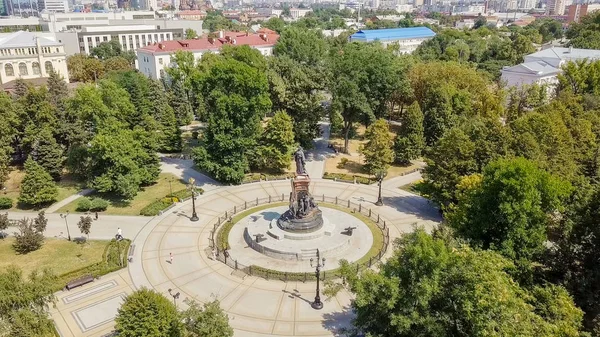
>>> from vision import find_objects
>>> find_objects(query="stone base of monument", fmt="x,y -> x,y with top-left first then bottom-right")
266,218 -> 334,241
238,206 -> 372,263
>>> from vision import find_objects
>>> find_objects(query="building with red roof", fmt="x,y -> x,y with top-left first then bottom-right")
137,30 -> 279,80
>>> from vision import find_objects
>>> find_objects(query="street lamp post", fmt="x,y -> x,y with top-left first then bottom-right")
188,178 -> 199,222
60,211 -> 71,241
168,288 -> 180,308
375,169 -> 387,206
310,249 -> 326,310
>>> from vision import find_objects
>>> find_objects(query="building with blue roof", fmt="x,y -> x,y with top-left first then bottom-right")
349,27 -> 436,54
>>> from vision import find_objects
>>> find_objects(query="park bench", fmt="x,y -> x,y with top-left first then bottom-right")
128,244 -> 136,263
65,274 -> 94,290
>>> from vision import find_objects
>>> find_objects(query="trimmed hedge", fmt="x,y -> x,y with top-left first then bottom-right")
52,238 -> 131,291
323,172 -> 376,184
0,197 -> 12,210
242,172 -> 294,183
90,198 -> 109,212
76,197 -> 91,212
140,198 -> 173,216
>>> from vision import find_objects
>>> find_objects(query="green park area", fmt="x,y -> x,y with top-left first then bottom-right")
56,173 -> 188,216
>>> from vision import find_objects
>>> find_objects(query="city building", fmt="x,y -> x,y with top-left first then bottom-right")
0,30 -> 69,85
567,3 -> 600,23
349,27 -> 436,54
37,0 -> 69,13
289,8 -> 312,19
176,10 -> 207,20
137,29 -> 279,80
57,25 -> 183,55
547,0 -> 566,15
501,47 -> 600,89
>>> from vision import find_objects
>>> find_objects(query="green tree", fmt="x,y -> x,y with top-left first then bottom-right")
0,92 -> 18,188
168,80 -> 194,126
103,56 -> 133,73
182,300 -> 233,337
148,80 -> 181,152
361,119 -> 395,174
185,28 -> 198,39
87,128 -> 160,199
193,56 -> 271,184
0,266 -> 56,336
77,216 -> 92,239
394,102 -> 425,165
33,211 -> 47,234
31,128 -> 63,181
251,111 -> 295,172
46,68 -> 68,111
262,17 -> 286,32
18,159 -> 58,207
115,288 -> 182,337
13,218 -> 45,254
67,54 -> 104,83
90,40 -> 136,64
566,11 -> 600,49
332,228 -> 586,337
0,212 -> 8,233
448,157 -> 571,280
274,27 -> 328,66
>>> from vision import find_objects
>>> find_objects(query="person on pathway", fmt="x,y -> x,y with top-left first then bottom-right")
116,227 -> 123,241
211,248 -> 216,261
170,252 -> 173,264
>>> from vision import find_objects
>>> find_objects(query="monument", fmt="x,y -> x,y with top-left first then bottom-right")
277,147 -> 324,233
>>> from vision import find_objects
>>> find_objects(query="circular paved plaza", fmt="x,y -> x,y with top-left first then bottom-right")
128,179 -> 441,337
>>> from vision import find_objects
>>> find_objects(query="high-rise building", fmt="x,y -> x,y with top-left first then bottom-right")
37,0 -> 69,12
547,0 -> 566,15
567,3 -> 600,22
0,0 -> 8,16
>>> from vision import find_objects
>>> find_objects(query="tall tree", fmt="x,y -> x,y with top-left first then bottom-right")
394,102 -> 425,165
0,92 -> 18,187
115,288 -> 182,337
0,266 -> 56,336
361,119 -> 395,174
447,157 -> 571,281
46,68 -> 68,111
251,111 -> 295,172
77,216 -> 92,239
18,158 -> 58,207
148,80 -> 181,153
67,55 -> 104,83
193,56 -> 271,184
185,28 -> 198,39
168,80 -> 194,126
31,128 -> 64,181
332,228 -> 586,337
182,300 -> 234,337
273,27 -> 328,66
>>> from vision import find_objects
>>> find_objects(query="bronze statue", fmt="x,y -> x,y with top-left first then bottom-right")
294,147 -> 306,175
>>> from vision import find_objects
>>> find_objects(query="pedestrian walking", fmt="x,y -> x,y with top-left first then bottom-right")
211,248 -> 216,261
170,252 -> 173,264
95,212 -> 98,220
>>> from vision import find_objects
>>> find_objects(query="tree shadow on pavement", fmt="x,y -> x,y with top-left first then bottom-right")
322,305 -> 356,337
380,195 -> 443,223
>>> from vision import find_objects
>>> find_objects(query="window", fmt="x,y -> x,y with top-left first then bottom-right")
45,61 -> 53,74
95,37 -> 100,43
159,58 -> 163,65
5,64 -> 14,76
160,69 -> 165,78
19,63 -> 28,75
103,36 -> 108,42
32,62 -> 40,75
87,37 -> 92,43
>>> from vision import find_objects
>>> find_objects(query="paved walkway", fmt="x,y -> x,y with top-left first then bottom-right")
47,179 -> 441,337
159,156 -> 221,192
381,170 -> 422,190
304,122 -> 331,179
46,189 -> 94,214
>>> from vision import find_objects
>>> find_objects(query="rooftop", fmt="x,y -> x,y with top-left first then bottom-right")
501,61 -> 562,76
138,31 -> 279,54
526,46 -> 600,61
0,31 -> 62,48
350,27 -> 436,42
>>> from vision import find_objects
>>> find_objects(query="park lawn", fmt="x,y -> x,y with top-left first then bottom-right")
1,169 -> 83,211
0,237 -> 108,277
56,173 -> 187,216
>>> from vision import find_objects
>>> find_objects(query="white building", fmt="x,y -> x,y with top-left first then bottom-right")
289,8 -> 312,19
547,0 -> 566,15
350,27 -> 436,54
37,0 -> 69,13
137,29 -> 279,80
72,25 -> 183,54
0,31 -> 69,85
501,47 -> 600,89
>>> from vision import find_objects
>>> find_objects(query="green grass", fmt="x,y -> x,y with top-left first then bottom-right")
0,237 -> 108,277
56,173 -> 188,216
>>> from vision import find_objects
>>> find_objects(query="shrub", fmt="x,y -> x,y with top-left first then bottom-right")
13,218 -> 44,254
322,172 -> 375,184
169,189 -> 193,201
0,197 -> 12,210
337,158 -> 349,169
140,199 -> 173,216
89,198 -> 109,212
76,197 -> 91,212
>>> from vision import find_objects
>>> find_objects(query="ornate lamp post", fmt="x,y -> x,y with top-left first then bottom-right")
375,169 -> 387,206
310,249 -> 326,310
188,178 -> 199,222
168,288 -> 180,308
60,211 -> 71,241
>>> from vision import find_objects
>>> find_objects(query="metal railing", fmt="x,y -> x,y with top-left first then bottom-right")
209,195 -> 391,282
